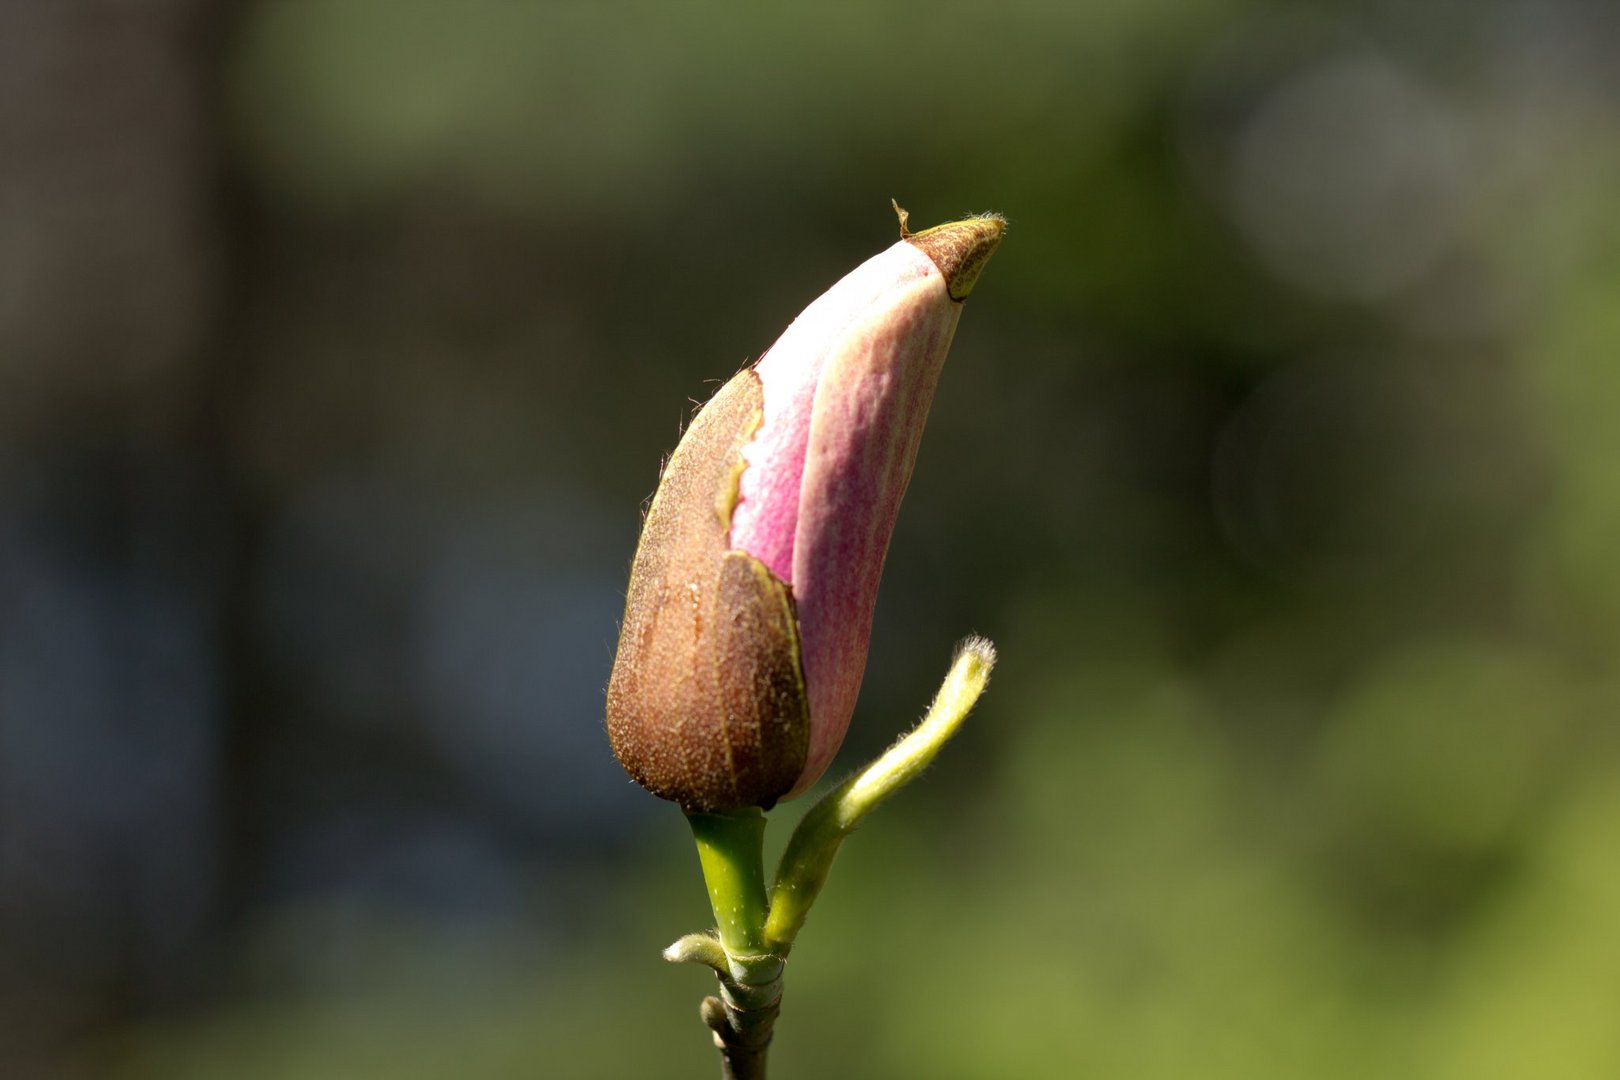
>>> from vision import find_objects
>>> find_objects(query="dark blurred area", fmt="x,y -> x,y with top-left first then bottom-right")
4,1 -> 1619,1077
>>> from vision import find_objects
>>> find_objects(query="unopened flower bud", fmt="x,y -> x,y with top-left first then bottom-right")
607,209 -> 1004,811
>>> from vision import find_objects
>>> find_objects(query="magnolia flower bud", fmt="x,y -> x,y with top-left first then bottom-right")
607,211 -> 1004,811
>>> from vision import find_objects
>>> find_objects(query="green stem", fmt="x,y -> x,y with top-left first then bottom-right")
685,808 -> 782,1080
686,808 -> 770,963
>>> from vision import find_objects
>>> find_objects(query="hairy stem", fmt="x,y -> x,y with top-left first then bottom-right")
765,636 -> 996,952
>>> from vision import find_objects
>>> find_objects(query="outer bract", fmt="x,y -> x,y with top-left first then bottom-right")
607,214 -> 1003,811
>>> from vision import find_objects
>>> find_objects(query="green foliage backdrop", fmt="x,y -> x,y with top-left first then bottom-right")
5,2 -> 1618,1077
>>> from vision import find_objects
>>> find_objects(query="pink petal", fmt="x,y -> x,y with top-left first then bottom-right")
729,241 -> 941,582
785,267 -> 962,795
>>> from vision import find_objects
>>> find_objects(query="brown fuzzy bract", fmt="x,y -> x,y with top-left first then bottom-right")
606,368 -> 811,811
907,215 -> 1006,301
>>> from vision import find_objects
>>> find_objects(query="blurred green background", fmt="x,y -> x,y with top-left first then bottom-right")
4,1 -> 1619,1077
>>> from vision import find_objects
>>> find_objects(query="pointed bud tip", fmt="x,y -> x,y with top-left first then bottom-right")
906,214 -> 1007,301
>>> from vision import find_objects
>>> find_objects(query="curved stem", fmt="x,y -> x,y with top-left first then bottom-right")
765,636 -> 996,952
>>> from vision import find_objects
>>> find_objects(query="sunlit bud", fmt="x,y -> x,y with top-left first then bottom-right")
607,208 -> 1004,811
